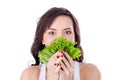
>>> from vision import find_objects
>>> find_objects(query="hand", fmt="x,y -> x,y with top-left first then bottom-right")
59,51 -> 74,80
46,51 -> 64,80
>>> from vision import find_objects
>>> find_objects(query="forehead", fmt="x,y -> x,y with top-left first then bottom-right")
49,15 -> 73,29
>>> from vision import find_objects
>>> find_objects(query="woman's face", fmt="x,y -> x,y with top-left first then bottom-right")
42,15 -> 75,46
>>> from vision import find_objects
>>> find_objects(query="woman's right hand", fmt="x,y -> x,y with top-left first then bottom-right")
46,51 -> 64,80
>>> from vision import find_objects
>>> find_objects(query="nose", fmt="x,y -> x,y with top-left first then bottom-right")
57,32 -> 64,38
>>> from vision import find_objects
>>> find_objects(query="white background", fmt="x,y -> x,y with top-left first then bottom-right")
0,0 -> 120,80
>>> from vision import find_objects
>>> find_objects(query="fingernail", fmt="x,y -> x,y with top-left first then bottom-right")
60,50 -> 65,54
61,55 -> 64,57
59,64 -> 62,66
54,63 -> 56,66
56,55 -> 59,58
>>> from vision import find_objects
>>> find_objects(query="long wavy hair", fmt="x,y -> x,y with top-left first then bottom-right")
31,7 -> 84,66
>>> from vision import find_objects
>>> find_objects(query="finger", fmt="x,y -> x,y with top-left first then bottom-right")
54,57 -> 63,65
62,56 -> 71,69
55,65 -> 61,73
51,50 -> 64,65
53,59 -> 62,70
48,51 -> 60,64
52,62 -> 60,73
60,61 -> 68,72
63,51 -> 73,66
60,69 -> 64,75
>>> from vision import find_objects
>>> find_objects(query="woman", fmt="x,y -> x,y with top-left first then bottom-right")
20,7 -> 101,80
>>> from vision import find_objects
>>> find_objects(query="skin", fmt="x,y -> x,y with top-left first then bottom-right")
20,15 -> 101,80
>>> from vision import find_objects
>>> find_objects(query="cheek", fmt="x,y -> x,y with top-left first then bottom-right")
66,36 -> 75,42
42,35 -> 56,46
64,32 -> 75,42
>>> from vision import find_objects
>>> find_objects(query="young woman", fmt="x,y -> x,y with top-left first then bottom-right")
20,7 -> 101,80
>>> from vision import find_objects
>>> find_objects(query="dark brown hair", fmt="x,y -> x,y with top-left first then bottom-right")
31,7 -> 84,66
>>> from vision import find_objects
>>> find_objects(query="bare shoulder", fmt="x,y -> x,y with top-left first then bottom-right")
20,65 -> 40,80
80,63 -> 101,80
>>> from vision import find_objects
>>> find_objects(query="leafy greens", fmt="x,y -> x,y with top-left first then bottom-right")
38,37 -> 81,64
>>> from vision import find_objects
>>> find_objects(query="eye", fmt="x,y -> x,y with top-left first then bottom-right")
48,31 -> 55,35
65,31 -> 72,35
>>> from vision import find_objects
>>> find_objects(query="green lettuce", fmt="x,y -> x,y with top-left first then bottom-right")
38,37 -> 81,64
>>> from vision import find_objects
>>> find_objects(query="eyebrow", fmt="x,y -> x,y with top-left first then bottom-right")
64,28 -> 71,30
48,28 -> 71,30
48,28 -> 56,30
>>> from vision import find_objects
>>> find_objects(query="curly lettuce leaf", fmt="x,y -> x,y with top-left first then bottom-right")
38,37 -> 81,64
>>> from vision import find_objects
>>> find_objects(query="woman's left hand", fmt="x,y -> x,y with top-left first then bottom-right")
59,51 -> 74,80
